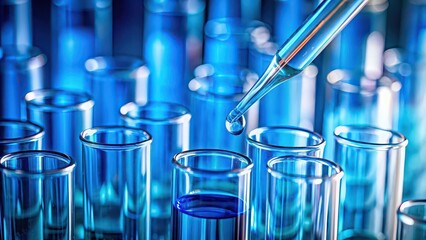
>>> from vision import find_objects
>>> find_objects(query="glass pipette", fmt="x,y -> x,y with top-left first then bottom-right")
226,0 -> 369,135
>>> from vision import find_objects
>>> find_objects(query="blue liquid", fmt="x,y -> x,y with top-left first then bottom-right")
172,194 -> 248,240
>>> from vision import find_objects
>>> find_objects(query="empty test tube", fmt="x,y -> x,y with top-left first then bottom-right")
397,200 -> 426,240
266,156 -> 344,240
334,125 -> 407,239
51,0 -> 112,91
0,0 -> 32,46
0,45 -> 46,120
85,56 -> 149,126
120,101 -> 191,240
25,89 -> 94,239
247,126 -> 325,239
0,150 -> 75,240
322,70 -> 401,159
189,64 -> 258,153
0,120 -> 44,157
80,126 -> 152,239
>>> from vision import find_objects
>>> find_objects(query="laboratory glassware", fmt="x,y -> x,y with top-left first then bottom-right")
120,101 -> 191,240
0,120 -> 44,157
25,89 -> 93,238
80,126 -> 152,239
0,45 -> 46,119
266,155 -> 343,240
85,56 -> 149,126
334,125 -> 407,239
0,150 -> 75,240
397,200 -> 426,240
247,126 -> 325,239
226,0 -> 369,134
172,149 -> 253,240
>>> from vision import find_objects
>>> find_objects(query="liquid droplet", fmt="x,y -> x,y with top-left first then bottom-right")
225,116 -> 246,135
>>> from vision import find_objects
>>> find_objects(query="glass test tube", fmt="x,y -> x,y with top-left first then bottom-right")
0,0 -> 32,46
189,64 -> 257,153
248,27 -> 317,129
80,126 -> 152,239
0,120 -> 44,156
85,56 -> 149,126
144,0 -> 205,105
0,150 -> 75,240
171,149 -> 253,240
51,0 -> 112,91
322,69 -> 401,160
247,126 -> 325,239
334,125 -> 408,240
397,200 -> 426,240
0,45 -> 46,120
120,101 -> 191,240
203,18 -> 248,68
25,89 -> 93,239
266,156 -> 344,240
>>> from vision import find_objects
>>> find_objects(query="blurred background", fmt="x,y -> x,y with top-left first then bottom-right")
1,0 -> 425,200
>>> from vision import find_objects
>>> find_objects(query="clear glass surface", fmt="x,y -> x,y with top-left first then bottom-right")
397,200 -> 426,240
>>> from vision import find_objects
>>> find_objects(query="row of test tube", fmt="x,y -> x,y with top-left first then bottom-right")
1,0 -> 426,239
1,116 -> 424,239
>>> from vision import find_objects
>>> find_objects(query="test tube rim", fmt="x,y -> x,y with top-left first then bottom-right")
0,150 -> 75,177
397,199 -> 426,226
266,155 -> 344,184
173,149 -> 253,178
0,45 -> 47,70
120,101 -> 191,125
0,120 -> 44,144
334,125 -> 408,150
25,89 -> 94,112
247,126 -> 326,151
84,55 -> 145,76
80,126 -> 152,150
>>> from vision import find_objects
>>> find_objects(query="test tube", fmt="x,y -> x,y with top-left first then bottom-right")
80,126 -> 152,239
322,69 -> 401,160
266,156 -> 344,240
85,56 -> 149,126
203,18 -> 248,67
143,0 -> 205,105
25,89 -> 93,238
120,101 -> 191,240
334,125 -> 407,239
172,149 -> 253,240
247,126 -> 325,239
0,120 -> 44,157
0,150 -> 75,240
51,0 -> 112,91
397,200 -> 426,240
0,45 -> 46,120
0,0 -> 32,46
189,64 -> 257,153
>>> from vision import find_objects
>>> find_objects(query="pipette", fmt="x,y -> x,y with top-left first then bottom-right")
225,0 -> 369,135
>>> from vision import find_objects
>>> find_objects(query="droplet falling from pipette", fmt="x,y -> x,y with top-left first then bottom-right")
225,115 -> 246,135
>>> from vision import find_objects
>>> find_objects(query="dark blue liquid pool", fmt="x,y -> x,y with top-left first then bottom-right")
172,193 -> 248,240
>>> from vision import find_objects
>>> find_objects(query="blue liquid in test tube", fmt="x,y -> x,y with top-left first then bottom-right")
172,149 -> 253,240
0,0 -> 32,46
